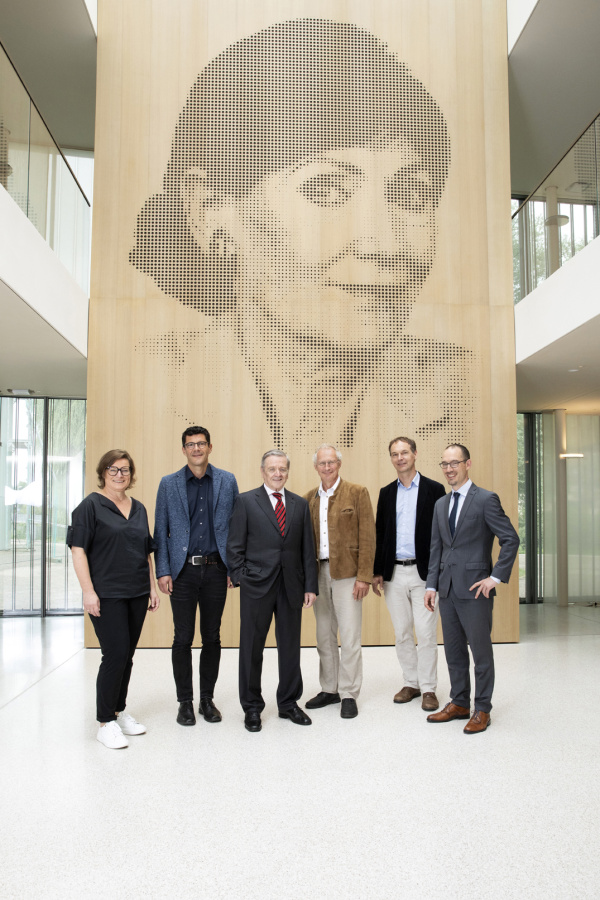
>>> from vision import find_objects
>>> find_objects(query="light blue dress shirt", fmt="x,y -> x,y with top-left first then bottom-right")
395,471 -> 420,559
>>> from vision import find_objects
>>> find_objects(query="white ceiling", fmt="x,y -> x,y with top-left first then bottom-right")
509,0 -> 600,197
0,277 -> 87,398
0,0 -> 96,152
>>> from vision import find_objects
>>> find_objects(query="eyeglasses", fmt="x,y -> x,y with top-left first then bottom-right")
106,466 -> 131,476
316,461 -> 340,468
439,460 -> 466,470
184,441 -> 209,449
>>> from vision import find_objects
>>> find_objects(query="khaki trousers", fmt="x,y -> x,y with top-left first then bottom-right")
314,562 -> 363,700
384,563 -> 438,693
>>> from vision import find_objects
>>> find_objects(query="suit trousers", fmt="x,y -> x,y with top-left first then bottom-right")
314,562 -> 363,699
170,560 -> 227,701
384,564 -> 438,693
89,595 -> 148,722
439,587 -> 495,712
238,573 -> 303,713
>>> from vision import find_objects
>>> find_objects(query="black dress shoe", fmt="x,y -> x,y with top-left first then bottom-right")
244,710 -> 262,732
278,704 -> 312,725
305,691 -> 341,709
199,698 -> 222,723
177,701 -> 196,726
340,698 -> 358,718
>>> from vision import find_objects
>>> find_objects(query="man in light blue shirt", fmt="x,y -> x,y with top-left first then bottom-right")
373,437 -> 445,711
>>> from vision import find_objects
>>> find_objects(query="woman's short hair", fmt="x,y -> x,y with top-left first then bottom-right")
130,18 -> 450,312
96,449 -> 136,488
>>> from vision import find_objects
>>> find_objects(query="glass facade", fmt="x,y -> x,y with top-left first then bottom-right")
512,116 -> 600,304
0,42 -> 91,293
0,397 -> 85,616
517,411 -> 600,605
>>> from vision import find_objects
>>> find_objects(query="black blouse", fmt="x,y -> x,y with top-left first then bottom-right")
66,492 -> 156,599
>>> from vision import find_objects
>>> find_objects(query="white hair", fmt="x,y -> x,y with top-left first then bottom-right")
312,443 -> 342,466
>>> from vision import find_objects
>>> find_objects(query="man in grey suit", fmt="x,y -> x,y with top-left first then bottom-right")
227,450 -> 318,732
154,426 -> 239,726
424,444 -> 519,734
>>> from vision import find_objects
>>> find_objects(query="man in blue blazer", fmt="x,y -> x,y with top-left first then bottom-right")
154,426 -> 239,726
425,444 -> 519,734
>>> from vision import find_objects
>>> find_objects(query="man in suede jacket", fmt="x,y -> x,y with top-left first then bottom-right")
303,444 -> 375,719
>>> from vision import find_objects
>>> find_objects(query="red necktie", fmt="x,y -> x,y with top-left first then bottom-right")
273,492 -> 285,536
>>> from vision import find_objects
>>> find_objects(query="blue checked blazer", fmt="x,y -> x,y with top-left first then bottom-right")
154,464 -> 239,580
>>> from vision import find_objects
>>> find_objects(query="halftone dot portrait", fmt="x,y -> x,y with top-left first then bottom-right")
130,18 -> 475,448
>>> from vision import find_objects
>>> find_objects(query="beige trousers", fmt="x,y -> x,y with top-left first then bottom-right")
313,562 -> 363,700
384,563 -> 438,693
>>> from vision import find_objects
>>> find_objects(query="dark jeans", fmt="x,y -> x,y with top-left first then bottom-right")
171,560 -> 227,701
89,595 -> 148,722
439,588 -> 495,713
239,574 -> 303,713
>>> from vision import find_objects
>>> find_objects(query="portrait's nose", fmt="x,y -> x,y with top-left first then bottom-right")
347,202 -> 400,258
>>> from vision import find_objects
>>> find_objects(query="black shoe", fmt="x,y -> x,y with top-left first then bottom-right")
200,697 -> 222,723
177,701 -> 196,726
278,704 -> 312,726
244,710 -> 262,732
340,698 -> 358,719
305,691 -> 341,709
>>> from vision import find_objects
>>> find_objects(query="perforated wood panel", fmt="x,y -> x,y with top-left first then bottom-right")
86,0 -> 518,649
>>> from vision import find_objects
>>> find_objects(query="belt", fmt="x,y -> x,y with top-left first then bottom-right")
395,558 -> 417,566
187,553 -> 221,566
319,558 -> 329,563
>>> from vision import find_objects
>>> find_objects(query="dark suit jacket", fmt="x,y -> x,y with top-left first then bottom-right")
374,473 -> 446,582
427,482 -> 520,600
154,464 -> 239,580
226,486 -> 318,608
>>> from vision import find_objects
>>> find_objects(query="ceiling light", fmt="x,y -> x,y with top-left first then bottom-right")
545,214 -> 569,227
6,389 -> 36,396
560,453 -> 584,459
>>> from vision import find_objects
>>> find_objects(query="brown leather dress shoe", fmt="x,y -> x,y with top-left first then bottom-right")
463,710 -> 491,734
426,702 -> 471,723
421,692 -> 439,711
394,686 -> 421,704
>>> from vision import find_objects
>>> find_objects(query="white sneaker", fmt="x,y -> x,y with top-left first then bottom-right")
97,720 -> 129,749
117,711 -> 146,735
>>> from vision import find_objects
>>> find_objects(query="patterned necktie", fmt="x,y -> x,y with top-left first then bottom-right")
273,492 -> 286,536
449,492 -> 458,538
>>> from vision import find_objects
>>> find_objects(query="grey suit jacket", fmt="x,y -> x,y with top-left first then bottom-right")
427,482 -> 519,600
154,464 -> 239,580
226,486 -> 318,608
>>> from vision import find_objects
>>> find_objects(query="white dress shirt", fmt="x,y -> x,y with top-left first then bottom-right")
318,476 -> 340,559
264,484 -> 286,509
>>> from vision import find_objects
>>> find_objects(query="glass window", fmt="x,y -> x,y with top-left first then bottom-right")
0,397 -> 85,616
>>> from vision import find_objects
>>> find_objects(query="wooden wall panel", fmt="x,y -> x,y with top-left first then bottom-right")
85,0 -> 519,648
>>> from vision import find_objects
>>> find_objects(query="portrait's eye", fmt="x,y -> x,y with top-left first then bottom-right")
386,172 -> 433,212
297,173 -> 357,207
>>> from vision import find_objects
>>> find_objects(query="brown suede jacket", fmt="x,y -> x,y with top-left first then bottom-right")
303,479 -> 375,583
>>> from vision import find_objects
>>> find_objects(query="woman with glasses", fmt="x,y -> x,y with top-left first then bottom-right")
67,449 -> 159,749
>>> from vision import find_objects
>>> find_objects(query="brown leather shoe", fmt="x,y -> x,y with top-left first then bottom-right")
394,686 -> 421,704
421,692 -> 439,711
427,702 -> 470,723
463,710 -> 491,734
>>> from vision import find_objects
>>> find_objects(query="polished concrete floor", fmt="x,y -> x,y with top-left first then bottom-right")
1,604 -> 599,899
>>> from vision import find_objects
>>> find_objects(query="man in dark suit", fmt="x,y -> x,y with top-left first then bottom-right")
425,444 -> 519,734
373,437 -> 446,711
154,426 -> 239,726
227,450 -> 318,732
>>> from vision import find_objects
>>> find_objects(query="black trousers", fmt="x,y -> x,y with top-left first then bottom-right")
89,595 -> 148,722
239,574 -> 303,713
439,587 -> 495,713
170,560 -> 227,701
